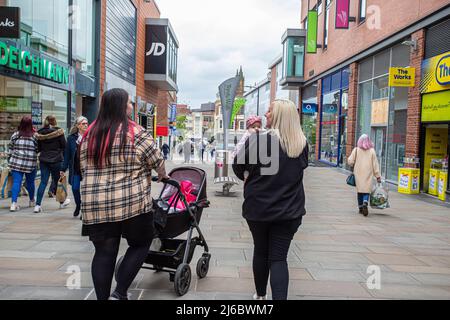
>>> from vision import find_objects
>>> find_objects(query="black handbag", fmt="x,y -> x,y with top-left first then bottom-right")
346,149 -> 357,187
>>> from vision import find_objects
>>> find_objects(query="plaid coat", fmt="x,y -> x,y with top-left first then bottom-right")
8,132 -> 38,173
80,124 -> 165,225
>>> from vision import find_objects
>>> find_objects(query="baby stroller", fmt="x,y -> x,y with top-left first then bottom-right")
115,167 -> 210,296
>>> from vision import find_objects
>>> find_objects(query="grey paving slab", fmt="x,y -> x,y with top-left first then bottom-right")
1,164 -> 450,299
368,284 -> 450,300
0,286 -> 93,300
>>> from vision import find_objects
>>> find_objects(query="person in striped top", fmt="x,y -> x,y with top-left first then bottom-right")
8,116 -> 38,212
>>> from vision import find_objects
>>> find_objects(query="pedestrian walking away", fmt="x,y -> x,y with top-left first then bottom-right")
161,143 -> 170,160
34,115 -> 68,213
8,116 -> 38,212
232,99 -> 308,300
347,134 -> 382,217
183,139 -> 191,164
79,88 -> 169,300
61,116 -> 89,218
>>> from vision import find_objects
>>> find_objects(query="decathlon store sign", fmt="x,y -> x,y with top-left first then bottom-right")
0,40 -> 70,85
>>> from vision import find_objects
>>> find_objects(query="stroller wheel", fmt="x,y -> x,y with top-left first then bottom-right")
174,263 -> 191,296
114,255 -> 125,282
196,254 -> 210,279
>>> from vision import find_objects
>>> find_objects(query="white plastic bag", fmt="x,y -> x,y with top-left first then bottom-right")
370,182 -> 390,210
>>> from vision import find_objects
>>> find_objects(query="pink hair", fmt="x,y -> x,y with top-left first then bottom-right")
246,115 -> 262,129
357,134 -> 374,150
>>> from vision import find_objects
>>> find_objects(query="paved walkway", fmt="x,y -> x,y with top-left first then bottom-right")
0,162 -> 450,300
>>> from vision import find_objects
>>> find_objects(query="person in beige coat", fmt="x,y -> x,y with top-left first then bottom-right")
347,134 -> 381,216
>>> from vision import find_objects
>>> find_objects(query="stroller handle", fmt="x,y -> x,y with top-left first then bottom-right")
152,176 -> 181,189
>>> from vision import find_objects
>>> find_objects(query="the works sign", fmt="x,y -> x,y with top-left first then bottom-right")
0,40 -> 69,85
0,7 -> 20,39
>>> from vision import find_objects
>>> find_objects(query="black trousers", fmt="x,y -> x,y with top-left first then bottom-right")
246,217 -> 302,300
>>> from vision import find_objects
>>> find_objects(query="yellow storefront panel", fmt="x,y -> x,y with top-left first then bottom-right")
422,91 -> 450,122
421,51 -> 450,94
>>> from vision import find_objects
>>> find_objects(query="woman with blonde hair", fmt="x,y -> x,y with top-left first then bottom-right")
61,116 -> 89,217
232,99 -> 308,300
347,134 -> 381,217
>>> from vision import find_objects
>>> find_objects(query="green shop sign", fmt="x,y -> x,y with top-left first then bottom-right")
0,40 -> 69,85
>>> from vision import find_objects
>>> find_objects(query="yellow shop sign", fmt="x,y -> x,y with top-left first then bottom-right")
421,51 -> 450,94
436,54 -> 450,86
421,90 -> 450,122
389,67 -> 415,87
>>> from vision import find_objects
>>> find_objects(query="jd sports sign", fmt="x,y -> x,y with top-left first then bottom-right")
145,24 -> 167,75
0,40 -> 70,85
0,7 -> 20,39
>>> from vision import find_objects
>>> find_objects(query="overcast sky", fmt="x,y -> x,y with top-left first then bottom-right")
157,0 -> 301,108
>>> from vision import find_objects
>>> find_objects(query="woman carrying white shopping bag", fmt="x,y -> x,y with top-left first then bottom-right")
347,134 -> 382,217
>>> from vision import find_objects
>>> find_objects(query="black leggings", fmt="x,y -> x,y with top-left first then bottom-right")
92,237 -> 150,300
247,217 -> 302,300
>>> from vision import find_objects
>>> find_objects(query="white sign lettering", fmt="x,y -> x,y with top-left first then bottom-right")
146,43 -> 166,57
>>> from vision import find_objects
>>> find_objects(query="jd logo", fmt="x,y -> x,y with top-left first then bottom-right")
146,43 -> 166,57
0,18 -> 15,27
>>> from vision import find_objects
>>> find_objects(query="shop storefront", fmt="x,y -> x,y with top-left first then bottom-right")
0,39 -> 72,169
420,19 -> 450,198
301,84 -> 318,162
356,44 -> 410,182
0,1 -> 98,169
319,67 -> 349,167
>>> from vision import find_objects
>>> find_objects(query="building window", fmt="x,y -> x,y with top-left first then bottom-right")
357,44 -> 410,182
239,121 -> 245,130
73,0 -> 95,74
359,0 -> 367,22
8,0 -> 69,62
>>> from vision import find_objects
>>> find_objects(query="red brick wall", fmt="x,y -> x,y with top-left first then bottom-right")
346,62 -> 359,159
99,0 -> 107,95
405,29 -> 426,165
134,0 -> 161,105
302,0 -> 449,82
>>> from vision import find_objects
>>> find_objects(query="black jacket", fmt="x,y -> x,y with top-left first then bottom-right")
61,133 -> 81,185
232,131 -> 308,222
36,127 -> 66,164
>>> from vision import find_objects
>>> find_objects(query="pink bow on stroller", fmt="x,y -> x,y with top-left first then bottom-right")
168,180 -> 197,210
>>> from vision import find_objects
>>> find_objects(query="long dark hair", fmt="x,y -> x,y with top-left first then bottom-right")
18,116 -> 35,137
85,88 -> 134,168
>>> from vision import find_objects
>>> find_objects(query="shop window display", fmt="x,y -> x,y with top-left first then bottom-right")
320,90 -> 340,164
0,75 -> 68,168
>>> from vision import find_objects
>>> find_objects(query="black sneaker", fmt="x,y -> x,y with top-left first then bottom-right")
48,191 -> 54,198
108,291 -> 129,300
362,201 -> 369,217
73,208 -> 80,217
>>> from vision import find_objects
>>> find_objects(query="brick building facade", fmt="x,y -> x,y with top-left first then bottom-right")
295,0 -> 450,197
98,0 -> 177,143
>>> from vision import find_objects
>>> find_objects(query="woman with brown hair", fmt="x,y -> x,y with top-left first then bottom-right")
79,88 -> 168,300
8,116 -> 38,212
34,115 -> 67,213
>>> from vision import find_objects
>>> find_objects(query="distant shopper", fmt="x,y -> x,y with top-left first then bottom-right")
183,139 -> 191,164
35,115 -> 68,213
8,116 -> 38,212
161,143 -> 170,160
61,116 -> 89,218
232,100 -> 308,300
347,134 -> 382,217
80,88 -> 168,300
